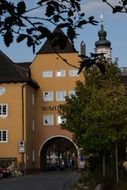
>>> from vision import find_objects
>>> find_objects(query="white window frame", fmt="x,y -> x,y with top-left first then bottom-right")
42,71 -> 53,78
0,130 -> 8,143
56,115 -> 66,125
43,114 -> 54,126
56,91 -> 66,101
56,115 -> 62,125
43,91 -> 53,102
68,90 -> 76,97
0,104 -> 8,118
69,69 -> 78,77
56,70 -> 66,77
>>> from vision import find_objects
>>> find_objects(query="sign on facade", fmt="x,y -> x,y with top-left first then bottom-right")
19,140 -> 25,153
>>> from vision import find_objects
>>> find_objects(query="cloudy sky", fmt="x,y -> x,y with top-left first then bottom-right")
1,0 -> 127,67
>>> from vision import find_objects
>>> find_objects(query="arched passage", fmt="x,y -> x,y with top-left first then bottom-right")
39,136 -> 78,171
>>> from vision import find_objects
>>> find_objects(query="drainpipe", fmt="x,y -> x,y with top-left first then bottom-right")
21,83 -> 27,171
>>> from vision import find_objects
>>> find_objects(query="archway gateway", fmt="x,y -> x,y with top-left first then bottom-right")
40,136 -> 78,171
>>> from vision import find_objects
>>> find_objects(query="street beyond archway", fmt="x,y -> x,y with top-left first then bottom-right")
0,171 -> 80,190
40,137 -> 78,171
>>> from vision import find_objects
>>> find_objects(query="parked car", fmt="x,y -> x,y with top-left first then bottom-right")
0,167 -> 11,178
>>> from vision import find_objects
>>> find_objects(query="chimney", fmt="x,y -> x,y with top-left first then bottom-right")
80,41 -> 86,56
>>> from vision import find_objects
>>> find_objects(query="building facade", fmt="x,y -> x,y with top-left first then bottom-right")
0,27 -> 84,171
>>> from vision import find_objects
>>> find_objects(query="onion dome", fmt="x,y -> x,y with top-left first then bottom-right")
95,24 -> 111,48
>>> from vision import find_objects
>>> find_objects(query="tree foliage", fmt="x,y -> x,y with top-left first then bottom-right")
1,0 -> 126,77
0,0 -> 98,53
60,62 -> 127,158
0,0 -> 126,53
103,0 -> 127,13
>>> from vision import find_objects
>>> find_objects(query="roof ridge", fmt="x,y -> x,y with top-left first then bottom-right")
0,50 -> 14,64
0,51 -> 29,82
37,26 -> 77,54
14,63 -> 30,79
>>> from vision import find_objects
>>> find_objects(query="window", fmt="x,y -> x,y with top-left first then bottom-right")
0,87 -> 6,96
0,104 -> 8,118
69,69 -> 78,77
56,115 -> 66,125
57,115 -> 62,125
43,91 -> 53,102
32,94 -> 35,105
43,114 -> 54,125
32,120 -> 35,132
56,70 -> 66,77
68,90 -> 76,97
32,150 -> 35,162
42,71 -> 53,78
0,130 -> 8,143
56,91 -> 66,101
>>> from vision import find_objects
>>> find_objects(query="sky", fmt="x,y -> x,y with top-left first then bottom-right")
0,0 -> 127,68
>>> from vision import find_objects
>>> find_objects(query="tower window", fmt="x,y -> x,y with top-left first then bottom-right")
43,114 -> 54,125
56,91 -> 66,101
43,91 -> 53,102
42,71 -> 53,78
68,90 -> 76,97
56,70 -> 66,77
69,69 -> 78,77
57,115 -> 62,125
56,115 -> 66,125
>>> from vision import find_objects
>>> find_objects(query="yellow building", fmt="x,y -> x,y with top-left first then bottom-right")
0,27 -> 84,172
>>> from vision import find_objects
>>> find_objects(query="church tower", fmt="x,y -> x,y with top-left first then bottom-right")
95,14 -> 112,61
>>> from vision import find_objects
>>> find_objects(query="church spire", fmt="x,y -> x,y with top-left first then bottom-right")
95,14 -> 112,61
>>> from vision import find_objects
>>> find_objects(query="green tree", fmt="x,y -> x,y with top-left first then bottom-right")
60,62 -> 127,182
